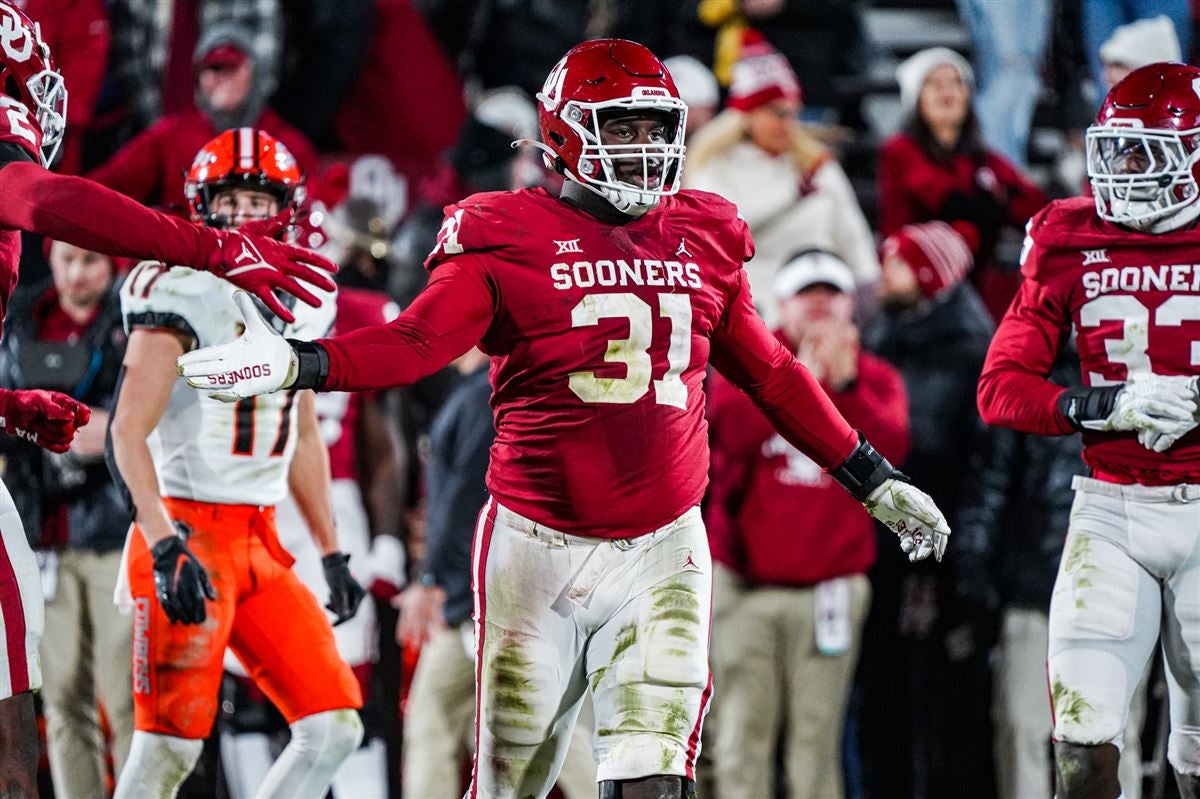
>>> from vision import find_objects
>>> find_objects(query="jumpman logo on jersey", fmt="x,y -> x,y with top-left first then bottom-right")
682,551 -> 699,571
555,239 -> 583,255
676,238 -> 692,258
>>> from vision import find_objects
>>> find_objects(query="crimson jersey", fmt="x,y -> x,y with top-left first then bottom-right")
0,100 -> 51,321
318,187 -> 858,538
320,287 -> 399,480
979,195 -> 1200,484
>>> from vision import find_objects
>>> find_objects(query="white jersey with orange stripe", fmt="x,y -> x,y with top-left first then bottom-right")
120,261 -> 336,506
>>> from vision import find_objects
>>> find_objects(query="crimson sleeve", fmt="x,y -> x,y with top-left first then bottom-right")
877,139 -> 922,236
977,276 -> 1074,435
0,161 -> 229,268
319,256 -> 496,391
709,271 -> 858,469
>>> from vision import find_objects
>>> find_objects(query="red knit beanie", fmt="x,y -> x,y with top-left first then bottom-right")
881,221 -> 978,299
727,29 -> 802,112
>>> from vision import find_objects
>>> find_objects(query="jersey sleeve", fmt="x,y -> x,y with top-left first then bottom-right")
120,262 -> 217,348
976,273 -> 1074,436
423,197 -> 509,272
319,255 -> 497,392
709,269 -> 858,469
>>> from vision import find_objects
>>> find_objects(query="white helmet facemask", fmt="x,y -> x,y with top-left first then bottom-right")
1087,120 -> 1200,233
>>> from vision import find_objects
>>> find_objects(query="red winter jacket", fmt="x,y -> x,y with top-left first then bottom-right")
705,341 -> 910,586
86,107 -> 317,216
877,132 -> 1048,321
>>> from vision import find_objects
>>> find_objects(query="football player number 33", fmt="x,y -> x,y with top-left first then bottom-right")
1081,294 -> 1200,383
569,293 -> 692,409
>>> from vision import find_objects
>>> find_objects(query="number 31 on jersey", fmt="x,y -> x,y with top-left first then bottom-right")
568,292 -> 691,409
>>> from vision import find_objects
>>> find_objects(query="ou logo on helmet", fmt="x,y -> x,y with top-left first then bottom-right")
538,57 -> 568,113
0,6 -> 32,63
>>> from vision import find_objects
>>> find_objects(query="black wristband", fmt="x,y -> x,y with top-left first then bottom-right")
321,551 -> 350,569
286,339 -> 330,391
829,432 -> 896,502
1056,385 -> 1121,430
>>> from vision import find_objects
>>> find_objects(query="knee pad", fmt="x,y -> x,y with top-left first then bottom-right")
1169,726 -> 1200,777
289,709 -> 364,766
114,731 -> 203,799
598,776 -> 697,799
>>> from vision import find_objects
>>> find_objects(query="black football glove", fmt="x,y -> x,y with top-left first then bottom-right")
151,529 -> 216,625
322,552 -> 365,626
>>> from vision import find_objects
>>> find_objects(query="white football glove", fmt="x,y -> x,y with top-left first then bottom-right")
1081,373 -> 1197,436
1130,375 -> 1200,452
176,291 -> 298,401
864,478 -> 951,562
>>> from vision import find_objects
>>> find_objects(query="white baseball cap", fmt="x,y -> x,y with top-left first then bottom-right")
773,249 -> 855,299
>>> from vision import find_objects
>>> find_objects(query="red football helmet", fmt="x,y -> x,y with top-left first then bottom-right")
0,2 -> 66,167
1087,62 -> 1200,233
534,39 -> 687,215
184,127 -> 305,227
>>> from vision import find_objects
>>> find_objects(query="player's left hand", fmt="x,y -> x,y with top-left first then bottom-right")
176,291 -> 298,401
864,478 -> 951,562
322,551 -> 366,626
1134,375 -> 1200,452
204,212 -> 337,323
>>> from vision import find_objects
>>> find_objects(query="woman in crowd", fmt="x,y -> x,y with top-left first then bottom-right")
685,30 -> 878,326
878,46 -> 1047,322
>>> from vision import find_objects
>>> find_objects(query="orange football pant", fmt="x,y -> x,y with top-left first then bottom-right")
127,498 -> 362,739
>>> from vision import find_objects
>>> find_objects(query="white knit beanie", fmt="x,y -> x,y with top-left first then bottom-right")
895,47 -> 975,114
1100,15 -> 1182,69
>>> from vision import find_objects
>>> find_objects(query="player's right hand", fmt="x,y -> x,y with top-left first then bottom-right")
0,388 -> 91,453
1081,373 -> 1197,437
205,212 -> 337,323
151,531 -> 216,625
177,291 -> 298,401
1131,375 -> 1200,452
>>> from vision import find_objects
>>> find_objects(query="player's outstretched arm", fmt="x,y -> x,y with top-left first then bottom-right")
287,391 -> 365,626
0,159 -> 336,322
710,272 -> 950,561
178,259 -> 495,398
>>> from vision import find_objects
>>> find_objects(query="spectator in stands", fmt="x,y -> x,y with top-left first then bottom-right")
89,24 -> 315,215
686,31 -> 878,326
1082,1 -> 1190,96
954,343 -> 1148,799
0,240 -> 132,799
397,346 -> 595,799
1100,14 -> 1182,89
107,0 -> 282,132
705,249 -> 909,799
664,55 -> 720,135
859,221 -> 996,799
22,0 -> 110,174
955,0 -> 1051,167
879,47 -> 1047,322
698,0 -> 867,123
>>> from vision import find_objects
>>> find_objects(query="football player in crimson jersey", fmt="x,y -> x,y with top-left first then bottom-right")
177,39 -> 951,799
108,129 -> 365,799
0,4 -> 335,797
977,63 -> 1200,799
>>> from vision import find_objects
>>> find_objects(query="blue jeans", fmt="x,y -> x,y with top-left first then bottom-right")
1082,0 -> 1191,97
956,0 -> 1052,167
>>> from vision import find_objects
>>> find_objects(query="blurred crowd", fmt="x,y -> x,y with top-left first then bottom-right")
9,0 -> 1200,797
